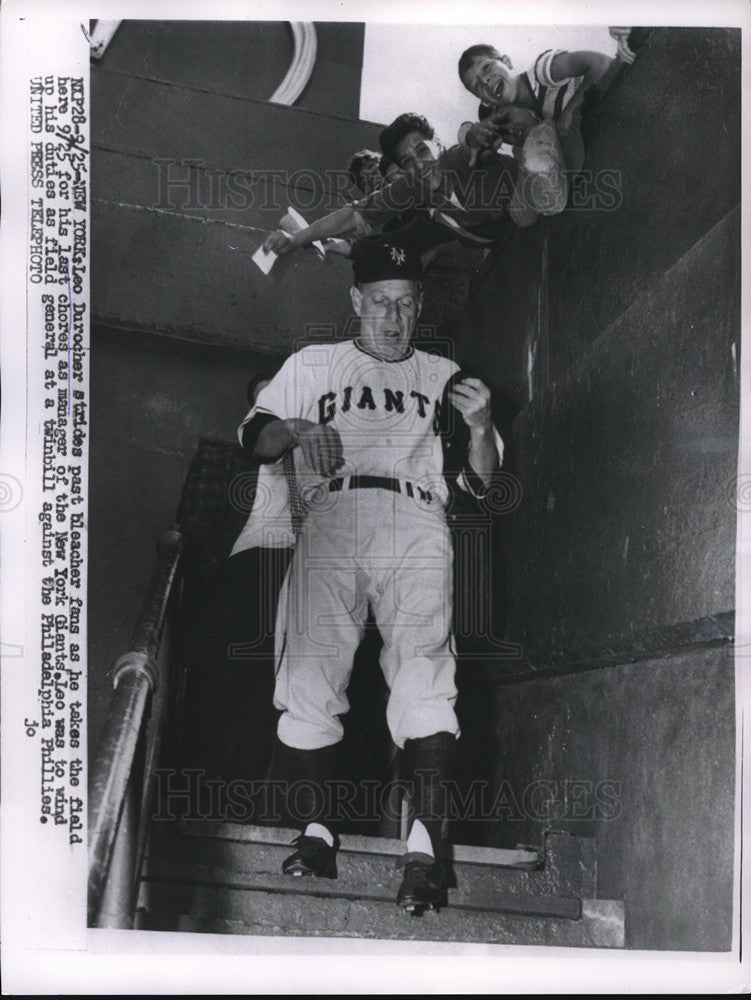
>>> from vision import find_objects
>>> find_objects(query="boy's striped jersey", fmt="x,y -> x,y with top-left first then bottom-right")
478,49 -> 584,123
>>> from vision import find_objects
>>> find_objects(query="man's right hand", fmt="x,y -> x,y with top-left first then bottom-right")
484,107 -> 540,147
466,109 -> 540,165
262,229 -> 296,255
466,119 -> 503,153
290,420 -> 344,477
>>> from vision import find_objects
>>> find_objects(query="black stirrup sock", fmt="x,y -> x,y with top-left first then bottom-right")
266,738 -> 340,833
401,732 -> 456,859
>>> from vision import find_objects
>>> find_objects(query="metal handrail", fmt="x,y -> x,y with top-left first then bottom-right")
87,527 -> 183,926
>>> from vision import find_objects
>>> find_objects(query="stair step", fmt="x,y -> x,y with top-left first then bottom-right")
145,829 -> 588,900
178,820 -> 540,867
141,856 -> 583,919
151,820 -> 597,899
135,881 -> 624,947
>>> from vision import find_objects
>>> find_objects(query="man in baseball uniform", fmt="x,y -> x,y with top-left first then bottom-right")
238,234 -> 502,912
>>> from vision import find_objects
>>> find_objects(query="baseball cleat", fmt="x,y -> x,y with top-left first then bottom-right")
281,834 -> 337,879
396,853 -> 444,915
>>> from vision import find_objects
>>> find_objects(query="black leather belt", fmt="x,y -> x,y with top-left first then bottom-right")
328,476 -> 433,503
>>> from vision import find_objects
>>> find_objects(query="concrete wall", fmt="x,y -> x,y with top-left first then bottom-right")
498,207 -> 739,664
490,646 -> 735,951
88,21 -> 474,761
100,20 -> 367,119
88,25 -> 741,951
89,21 -> 377,754
92,20 -> 381,353
87,325 -> 275,761
449,28 -> 740,950
457,27 -> 741,410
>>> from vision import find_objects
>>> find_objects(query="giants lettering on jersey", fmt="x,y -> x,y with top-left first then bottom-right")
318,386 -> 443,434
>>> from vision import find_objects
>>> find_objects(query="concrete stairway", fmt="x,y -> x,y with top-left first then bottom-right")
135,821 -> 624,946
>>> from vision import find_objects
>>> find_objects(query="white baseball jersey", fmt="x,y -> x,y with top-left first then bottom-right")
232,339 -> 502,548
231,337 -> 504,751
230,460 -> 294,554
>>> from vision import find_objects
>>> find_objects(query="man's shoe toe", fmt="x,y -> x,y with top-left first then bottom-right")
281,835 -> 337,879
396,852 -> 444,914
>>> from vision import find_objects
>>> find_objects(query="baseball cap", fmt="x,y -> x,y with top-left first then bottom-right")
351,234 -> 423,285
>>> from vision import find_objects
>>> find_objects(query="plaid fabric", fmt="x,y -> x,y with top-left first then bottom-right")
176,437 -> 257,581
282,450 -> 304,537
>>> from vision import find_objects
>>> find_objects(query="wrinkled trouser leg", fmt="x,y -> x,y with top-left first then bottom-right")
372,498 -> 459,750
512,119 -> 569,220
273,490 -> 460,831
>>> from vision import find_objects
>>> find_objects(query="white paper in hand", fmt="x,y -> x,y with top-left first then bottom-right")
280,206 -> 307,234
281,206 -> 325,256
252,245 -> 277,275
252,206 -> 324,274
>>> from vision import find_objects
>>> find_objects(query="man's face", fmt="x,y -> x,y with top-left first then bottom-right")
464,55 -> 518,107
358,155 -> 383,194
394,130 -> 438,175
350,279 -> 422,362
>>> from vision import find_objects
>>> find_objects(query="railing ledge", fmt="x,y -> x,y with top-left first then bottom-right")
111,650 -> 159,692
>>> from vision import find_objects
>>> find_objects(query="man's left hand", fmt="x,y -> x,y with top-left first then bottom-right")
485,107 -> 540,147
448,378 -> 493,431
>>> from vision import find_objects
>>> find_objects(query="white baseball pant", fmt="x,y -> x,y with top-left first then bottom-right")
273,485 -> 460,750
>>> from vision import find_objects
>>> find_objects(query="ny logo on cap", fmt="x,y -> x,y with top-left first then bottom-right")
387,245 -> 406,266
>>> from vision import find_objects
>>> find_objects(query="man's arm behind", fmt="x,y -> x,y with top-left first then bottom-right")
262,205 -> 361,255
353,165 -> 440,229
246,416 -> 345,478
440,372 -> 502,495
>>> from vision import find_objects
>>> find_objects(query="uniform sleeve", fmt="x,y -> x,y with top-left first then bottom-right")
456,427 -> 505,500
237,351 -> 308,454
439,369 -> 504,501
240,412 -> 278,456
534,48 -> 569,87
